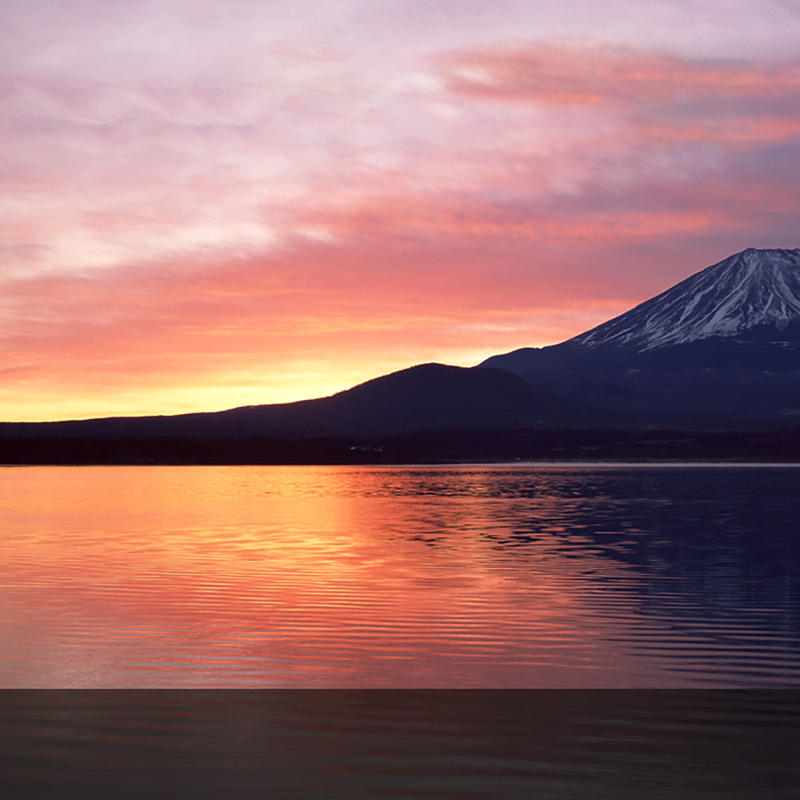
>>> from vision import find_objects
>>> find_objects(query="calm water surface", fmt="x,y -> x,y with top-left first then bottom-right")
1,464 -> 798,687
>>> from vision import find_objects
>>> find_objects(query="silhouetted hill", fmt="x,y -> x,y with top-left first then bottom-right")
315,363 -> 578,432
0,363 -> 582,442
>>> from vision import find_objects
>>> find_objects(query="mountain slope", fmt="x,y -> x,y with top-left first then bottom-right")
481,248 -> 800,426
575,248 -> 800,350
0,363 -> 583,441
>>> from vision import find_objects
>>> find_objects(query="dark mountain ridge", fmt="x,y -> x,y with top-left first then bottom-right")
0,363 -> 583,441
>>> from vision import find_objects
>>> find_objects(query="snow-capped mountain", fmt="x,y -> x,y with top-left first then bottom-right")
481,248 -> 800,426
574,248 -> 800,351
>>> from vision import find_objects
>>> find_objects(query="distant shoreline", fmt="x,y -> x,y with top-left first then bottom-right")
3,428 -> 800,465
3,461 -> 800,469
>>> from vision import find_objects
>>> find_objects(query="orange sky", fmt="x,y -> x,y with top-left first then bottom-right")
2,1 -> 800,421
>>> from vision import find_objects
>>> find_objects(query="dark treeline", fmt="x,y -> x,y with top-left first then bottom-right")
3,428 -> 800,465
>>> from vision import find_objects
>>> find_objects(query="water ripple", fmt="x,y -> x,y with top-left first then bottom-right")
0,464 -> 798,687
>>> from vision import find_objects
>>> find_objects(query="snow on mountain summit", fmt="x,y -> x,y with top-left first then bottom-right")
573,248 -> 800,351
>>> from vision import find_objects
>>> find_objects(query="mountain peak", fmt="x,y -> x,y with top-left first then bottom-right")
573,248 -> 800,351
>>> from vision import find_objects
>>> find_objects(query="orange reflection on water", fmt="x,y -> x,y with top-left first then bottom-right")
0,466 -> 656,687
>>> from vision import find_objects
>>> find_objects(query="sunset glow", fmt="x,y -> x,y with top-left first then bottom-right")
3,1 -> 800,420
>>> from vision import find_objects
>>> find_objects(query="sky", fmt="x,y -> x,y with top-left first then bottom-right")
2,0 -> 800,421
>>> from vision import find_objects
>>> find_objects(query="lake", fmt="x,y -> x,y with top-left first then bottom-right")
1,464 -> 798,688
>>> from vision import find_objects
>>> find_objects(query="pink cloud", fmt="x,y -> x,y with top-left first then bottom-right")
441,42 -> 800,104
439,41 -> 800,150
